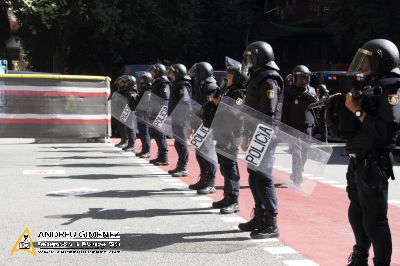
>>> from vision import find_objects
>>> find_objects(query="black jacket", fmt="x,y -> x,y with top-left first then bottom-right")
346,71 -> 400,158
281,84 -> 318,130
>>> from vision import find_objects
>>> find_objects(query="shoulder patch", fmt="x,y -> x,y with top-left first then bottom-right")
388,94 -> 399,105
236,97 -> 244,105
266,89 -> 274,99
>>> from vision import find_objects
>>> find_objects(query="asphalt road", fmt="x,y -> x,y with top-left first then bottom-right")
0,138 -> 316,266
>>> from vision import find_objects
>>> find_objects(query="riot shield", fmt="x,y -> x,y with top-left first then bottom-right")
110,92 -> 136,129
162,98 -> 217,163
197,96 -> 333,195
135,91 -> 169,131
225,56 -> 241,69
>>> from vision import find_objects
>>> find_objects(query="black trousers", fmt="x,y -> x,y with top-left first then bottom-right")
346,156 -> 392,265
117,121 -> 136,145
217,154 -> 240,197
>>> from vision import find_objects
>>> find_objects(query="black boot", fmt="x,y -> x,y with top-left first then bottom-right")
220,196 -> 240,214
136,151 -> 151,158
122,144 -> 135,152
347,245 -> 368,266
212,196 -> 231,209
115,141 -> 127,148
168,164 -> 181,174
149,155 -> 160,164
168,164 -> 188,177
238,208 -> 262,231
189,175 -> 207,190
197,178 -> 216,194
250,214 -> 279,239
153,152 -> 169,166
171,166 -> 188,177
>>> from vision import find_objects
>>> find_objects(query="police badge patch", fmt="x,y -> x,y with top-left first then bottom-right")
388,94 -> 399,105
236,97 -> 244,105
180,88 -> 184,95
266,89 -> 274,99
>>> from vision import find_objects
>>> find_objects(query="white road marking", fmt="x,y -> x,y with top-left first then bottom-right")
319,180 -> 338,184
220,217 -> 247,223
264,246 -> 298,255
199,202 -> 212,208
189,196 -> 212,201
283,260 -> 320,266
333,184 -> 347,189
307,176 -> 325,180
251,238 -> 279,243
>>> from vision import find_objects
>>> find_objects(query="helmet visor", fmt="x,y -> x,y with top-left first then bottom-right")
347,48 -> 372,75
188,64 -> 198,82
135,71 -> 147,79
293,73 -> 310,87
146,66 -> 157,77
242,51 -> 253,69
166,66 -> 175,81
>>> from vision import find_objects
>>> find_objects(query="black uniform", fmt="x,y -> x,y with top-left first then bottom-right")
168,79 -> 192,168
196,81 -> 218,190
137,83 -> 152,155
346,74 -> 400,266
281,84 -> 318,183
150,76 -> 171,161
344,39 -> 400,266
214,85 -> 245,210
244,66 -> 283,216
118,88 -> 139,150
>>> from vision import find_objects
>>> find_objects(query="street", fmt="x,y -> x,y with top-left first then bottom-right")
0,138 -> 399,266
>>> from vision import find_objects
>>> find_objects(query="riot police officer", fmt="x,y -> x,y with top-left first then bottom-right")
314,84 -> 330,142
147,63 -> 171,165
114,75 -> 139,152
285,73 -> 293,87
238,41 -> 284,239
136,71 -> 153,158
188,62 -> 218,194
212,61 -> 247,214
166,64 -> 192,177
344,39 -> 400,266
281,65 -> 318,184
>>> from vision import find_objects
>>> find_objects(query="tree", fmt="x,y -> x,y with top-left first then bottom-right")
6,0 -> 264,75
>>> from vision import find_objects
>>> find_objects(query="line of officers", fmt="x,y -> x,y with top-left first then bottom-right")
111,39 -> 400,266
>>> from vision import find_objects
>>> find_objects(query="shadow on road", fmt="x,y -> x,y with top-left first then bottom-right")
45,207 -> 218,225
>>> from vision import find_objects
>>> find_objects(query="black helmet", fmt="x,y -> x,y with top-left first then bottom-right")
292,65 -> 311,88
227,67 -> 249,87
166,64 -> 190,82
285,73 -> 293,86
147,63 -> 166,79
224,58 -> 248,87
317,84 -> 329,96
188,62 -> 215,83
114,75 -> 137,92
135,71 -> 153,86
348,39 -> 400,77
242,41 -> 279,71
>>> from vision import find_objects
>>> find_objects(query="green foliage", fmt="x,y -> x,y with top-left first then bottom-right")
12,0 -> 400,75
